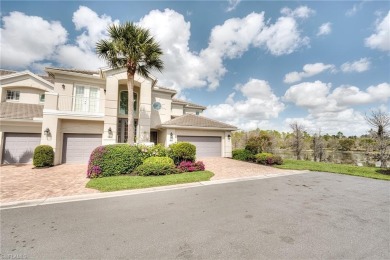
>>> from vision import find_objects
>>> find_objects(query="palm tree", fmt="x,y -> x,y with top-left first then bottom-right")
96,22 -> 164,145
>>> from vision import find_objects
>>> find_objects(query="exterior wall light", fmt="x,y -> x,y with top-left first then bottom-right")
44,128 -> 51,136
228,134 -> 231,140
62,84 -> 66,89
108,127 -> 113,138
170,132 -> 173,142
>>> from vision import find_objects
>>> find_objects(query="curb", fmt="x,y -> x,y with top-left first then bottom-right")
0,171 -> 307,210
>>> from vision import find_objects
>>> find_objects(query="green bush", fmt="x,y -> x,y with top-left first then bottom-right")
273,155 -> 284,165
232,149 -> 254,161
133,156 -> 177,176
168,142 -> 196,165
138,144 -> 168,160
33,145 -> 54,167
255,152 -> 274,165
87,144 -> 143,178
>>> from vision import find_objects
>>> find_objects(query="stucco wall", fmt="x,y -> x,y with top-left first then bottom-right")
151,92 -> 172,128
2,86 -> 46,104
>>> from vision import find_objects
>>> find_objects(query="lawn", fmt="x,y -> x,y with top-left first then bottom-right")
275,159 -> 390,181
86,171 -> 214,192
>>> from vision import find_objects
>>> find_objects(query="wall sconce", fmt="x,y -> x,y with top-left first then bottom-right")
228,134 -> 231,141
104,89 -> 106,94
62,84 -> 65,89
44,128 -> 50,136
170,132 -> 173,142
108,127 -> 113,138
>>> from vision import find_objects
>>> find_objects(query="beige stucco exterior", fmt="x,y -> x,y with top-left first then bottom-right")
0,68 -> 235,165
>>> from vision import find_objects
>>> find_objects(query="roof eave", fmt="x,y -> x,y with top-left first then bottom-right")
157,125 -> 237,131
45,68 -> 101,79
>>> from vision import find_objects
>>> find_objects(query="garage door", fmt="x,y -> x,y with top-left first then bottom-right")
2,133 -> 41,164
62,134 -> 102,164
177,136 -> 221,157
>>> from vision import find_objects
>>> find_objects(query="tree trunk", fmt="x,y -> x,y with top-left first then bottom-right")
127,73 -> 135,145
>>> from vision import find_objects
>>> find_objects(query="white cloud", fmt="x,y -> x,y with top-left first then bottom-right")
365,11 -> 390,51
284,63 -> 335,83
226,0 -> 241,12
0,11 -> 67,69
346,1 -> 366,17
340,58 -> 371,73
204,79 -> 285,130
281,6 -> 315,19
317,22 -> 332,36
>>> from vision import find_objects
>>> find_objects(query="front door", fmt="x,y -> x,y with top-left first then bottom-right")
117,119 -> 138,143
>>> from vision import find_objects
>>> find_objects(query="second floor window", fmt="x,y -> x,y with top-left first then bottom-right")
6,90 -> 20,101
119,91 -> 137,115
73,85 -> 100,113
39,94 -> 45,103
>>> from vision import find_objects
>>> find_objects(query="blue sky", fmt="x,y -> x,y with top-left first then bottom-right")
1,1 -> 389,135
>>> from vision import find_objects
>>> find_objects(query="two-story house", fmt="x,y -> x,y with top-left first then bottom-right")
0,67 -> 236,165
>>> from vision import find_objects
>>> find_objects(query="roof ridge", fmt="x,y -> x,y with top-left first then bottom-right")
194,114 -> 237,128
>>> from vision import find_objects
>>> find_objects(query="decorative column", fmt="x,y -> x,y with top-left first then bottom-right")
103,76 -> 119,145
137,79 -> 152,143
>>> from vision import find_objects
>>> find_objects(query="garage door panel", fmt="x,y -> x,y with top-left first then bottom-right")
177,136 -> 221,157
2,133 -> 41,164
62,134 -> 102,164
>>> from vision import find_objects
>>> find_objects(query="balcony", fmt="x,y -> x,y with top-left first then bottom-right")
44,93 -> 105,117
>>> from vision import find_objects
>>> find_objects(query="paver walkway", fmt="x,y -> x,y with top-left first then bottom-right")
0,164 -> 98,203
200,157 -> 304,180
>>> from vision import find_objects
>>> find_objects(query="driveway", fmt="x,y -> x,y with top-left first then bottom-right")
1,172 -> 388,259
1,158 -> 301,203
201,157 -> 304,180
0,164 -> 98,203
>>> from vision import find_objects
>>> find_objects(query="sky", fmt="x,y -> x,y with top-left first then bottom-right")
1,0 -> 389,136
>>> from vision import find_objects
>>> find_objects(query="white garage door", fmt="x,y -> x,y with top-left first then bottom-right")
62,134 -> 102,164
2,133 -> 41,164
177,136 -> 221,158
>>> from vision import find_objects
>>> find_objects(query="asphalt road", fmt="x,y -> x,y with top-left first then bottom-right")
1,172 -> 389,259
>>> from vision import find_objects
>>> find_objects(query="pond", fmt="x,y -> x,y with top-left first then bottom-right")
274,149 -> 380,167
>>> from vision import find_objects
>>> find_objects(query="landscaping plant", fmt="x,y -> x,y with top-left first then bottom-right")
177,161 -> 205,172
33,145 -> 54,167
133,156 -> 177,176
168,142 -> 196,165
232,149 -> 254,162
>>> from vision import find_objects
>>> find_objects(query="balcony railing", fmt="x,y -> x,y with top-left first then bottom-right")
56,95 -> 105,114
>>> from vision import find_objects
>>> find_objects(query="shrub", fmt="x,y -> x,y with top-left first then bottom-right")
178,161 -> 205,172
87,144 -> 142,178
168,142 -> 196,165
133,156 -> 177,176
138,144 -> 168,161
33,145 -> 54,167
273,155 -> 283,165
255,152 -> 274,165
232,149 -> 254,161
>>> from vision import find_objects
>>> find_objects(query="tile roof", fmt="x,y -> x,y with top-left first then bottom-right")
159,114 -> 237,130
46,67 -> 99,75
172,98 -> 206,109
0,69 -> 17,76
0,102 -> 43,120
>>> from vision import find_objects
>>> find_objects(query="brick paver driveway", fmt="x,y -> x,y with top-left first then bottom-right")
200,157 -> 304,180
0,164 -> 98,203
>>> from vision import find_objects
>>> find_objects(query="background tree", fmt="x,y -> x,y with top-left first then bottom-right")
365,110 -> 390,168
312,130 -> 325,162
338,138 -> 355,151
290,122 -> 305,160
96,22 -> 164,145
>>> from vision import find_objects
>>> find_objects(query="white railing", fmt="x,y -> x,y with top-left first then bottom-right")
57,95 -> 105,114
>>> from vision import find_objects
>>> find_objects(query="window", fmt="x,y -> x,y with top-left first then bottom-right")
39,94 -> 45,102
119,91 -> 137,115
6,90 -> 20,101
73,85 -> 100,113
196,111 -> 200,115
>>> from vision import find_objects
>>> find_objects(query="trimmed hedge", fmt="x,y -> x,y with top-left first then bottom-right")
33,145 -> 54,167
177,161 -> 205,172
138,144 -> 168,161
168,142 -> 196,165
134,156 -> 177,176
232,149 -> 254,162
255,152 -> 283,165
87,144 -> 142,178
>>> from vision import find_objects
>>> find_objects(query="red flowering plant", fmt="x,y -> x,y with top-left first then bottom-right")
87,146 -> 106,178
177,161 -> 205,172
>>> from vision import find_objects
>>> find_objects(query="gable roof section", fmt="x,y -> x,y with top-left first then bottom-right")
46,67 -> 99,75
0,70 -> 54,90
0,69 -> 17,76
158,114 -> 237,130
172,98 -> 207,110
0,103 -> 43,120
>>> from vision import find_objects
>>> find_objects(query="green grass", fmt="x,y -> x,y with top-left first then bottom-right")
275,159 -> 390,181
86,171 -> 214,192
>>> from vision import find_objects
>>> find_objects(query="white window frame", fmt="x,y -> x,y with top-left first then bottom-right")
6,90 -> 20,101
39,93 -> 45,103
72,85 -> 100,113
119,90 -> 138,115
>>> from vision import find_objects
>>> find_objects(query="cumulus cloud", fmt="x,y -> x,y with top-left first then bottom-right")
280,6 -> 315,19
284,63 -> 335,83
340,58 -> 371,73
0,11 -> 67,69
317,22 -> 332,36
204,79 -> 285,130
226,0 -> 241,12
365,11 -> 390,51
283,81 -> 390,134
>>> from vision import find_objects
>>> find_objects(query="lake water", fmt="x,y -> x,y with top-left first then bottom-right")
274,149 -> 380,167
